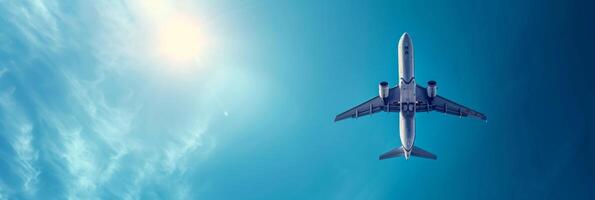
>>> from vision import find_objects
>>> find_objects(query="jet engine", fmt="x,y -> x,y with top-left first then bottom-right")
379,81 -> 389,98
427,81 -> 437,98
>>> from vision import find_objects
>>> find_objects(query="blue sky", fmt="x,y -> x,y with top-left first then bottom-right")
1,0 -> 594,199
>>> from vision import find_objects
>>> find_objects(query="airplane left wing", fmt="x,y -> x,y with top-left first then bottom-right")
416,85 -> 487,121
334,86 -> 400,122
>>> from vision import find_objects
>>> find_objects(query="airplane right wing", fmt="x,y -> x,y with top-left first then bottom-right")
334,86 -> 400,122
416,85 -> 487,121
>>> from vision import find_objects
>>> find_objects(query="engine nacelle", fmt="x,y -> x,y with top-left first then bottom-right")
379,81 -> 389,98
427,80 -> 437,98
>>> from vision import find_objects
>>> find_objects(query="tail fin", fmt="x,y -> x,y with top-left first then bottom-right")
378,146 -> 437,160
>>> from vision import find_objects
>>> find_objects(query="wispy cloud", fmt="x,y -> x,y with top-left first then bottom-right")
2,0 -> 62,52
57,125 -> 99,197
35,67 -> 218,199
0,88 -> 39,196
1,0 -> 222,199
162,118 -> 211,174
35,72 -> 138,199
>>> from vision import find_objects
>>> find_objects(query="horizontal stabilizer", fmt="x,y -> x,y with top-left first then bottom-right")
411,146 -> 437,160
378,146 -> 437,160
379,146 -> 404,160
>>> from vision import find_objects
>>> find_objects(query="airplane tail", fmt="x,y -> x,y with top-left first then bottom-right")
379,146 -> 437,160
379,146 -> 404,160
410,146 -> 437,160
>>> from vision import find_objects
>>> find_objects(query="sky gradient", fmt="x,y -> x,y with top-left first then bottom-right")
0,0 -> 594,199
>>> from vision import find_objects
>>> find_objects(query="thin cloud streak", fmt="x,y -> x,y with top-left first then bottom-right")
0,87 -> 39,195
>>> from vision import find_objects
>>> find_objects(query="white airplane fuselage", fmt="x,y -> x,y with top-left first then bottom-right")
398,33 -> 415,159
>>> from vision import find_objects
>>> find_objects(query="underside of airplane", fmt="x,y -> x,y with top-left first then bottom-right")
334,32 -> 486,160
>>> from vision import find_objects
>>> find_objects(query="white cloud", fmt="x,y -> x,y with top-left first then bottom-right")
36,41 -> 216,200
2,0 -> 62,52
162,118 -> 211,174
1,1 -> 228,198
36,74 -> 139,199
59,127 -> 99,197
0,87 -> 39,195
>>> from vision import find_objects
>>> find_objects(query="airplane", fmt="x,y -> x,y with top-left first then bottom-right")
334,32 -> 487,160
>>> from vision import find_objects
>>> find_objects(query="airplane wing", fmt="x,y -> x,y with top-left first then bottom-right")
334,86 -> 400,122
416,85 -> 487,121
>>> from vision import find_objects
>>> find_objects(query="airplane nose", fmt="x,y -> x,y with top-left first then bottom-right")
399,32 -> 411,46
401,32 -> 410,40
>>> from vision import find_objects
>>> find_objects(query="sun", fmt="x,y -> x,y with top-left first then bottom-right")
133,0 -> 205,65
155,17 -> 203,64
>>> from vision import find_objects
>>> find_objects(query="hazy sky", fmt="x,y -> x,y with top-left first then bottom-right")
0,0 -> 594,199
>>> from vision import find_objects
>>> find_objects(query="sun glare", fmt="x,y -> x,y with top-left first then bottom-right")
134,0 -> 209,68
156,18 -> 203,64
